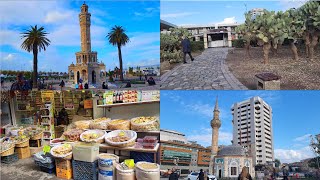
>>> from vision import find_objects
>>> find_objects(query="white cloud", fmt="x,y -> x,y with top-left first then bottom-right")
294,134 -> 312,142
44,11 -> 73,23
161,12 -> 199,18
0,30 -> 23,50
243,91 -> 281,105
3,54 -> 15,61
217,17 -> 237,25
279,0 -> 308,10
275,146 -> 315,163
187,129 -> 233,147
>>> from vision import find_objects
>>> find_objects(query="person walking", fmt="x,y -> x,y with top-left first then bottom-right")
79,83 -> 83,90
238,167 -> 253,180
169,168 -> 179,180
84,82 -> 89,89
197,169 -> 205,180
181,36 -> 194,64
102,82 -> 106,89
282,165 -> 289,180
59,80 -> 65,91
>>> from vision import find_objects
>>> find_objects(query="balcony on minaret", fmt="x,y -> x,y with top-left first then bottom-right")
81,3 -> 88,13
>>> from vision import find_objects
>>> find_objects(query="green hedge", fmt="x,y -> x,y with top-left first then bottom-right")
232,39 -> 245,48
191,41 -> 204,52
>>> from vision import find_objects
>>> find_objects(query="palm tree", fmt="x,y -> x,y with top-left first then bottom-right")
21,25 -> 50,88
106,25 -> 129,81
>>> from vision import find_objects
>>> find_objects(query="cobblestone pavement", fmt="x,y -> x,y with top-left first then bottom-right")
160,48 -> 248,90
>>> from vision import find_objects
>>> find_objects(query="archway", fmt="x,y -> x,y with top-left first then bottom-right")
92,70 -> 96,84
81,70 -> 87,82
76,71 -> 80,84
219,169 -> 222,178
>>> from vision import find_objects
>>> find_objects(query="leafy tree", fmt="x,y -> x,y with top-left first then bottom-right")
275,158 -> 281,168
106,26 -> 129,81
21,25 -> 50,88
106,70 -> 115,82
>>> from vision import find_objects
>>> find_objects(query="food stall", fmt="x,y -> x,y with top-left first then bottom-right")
1,89 -> 160,180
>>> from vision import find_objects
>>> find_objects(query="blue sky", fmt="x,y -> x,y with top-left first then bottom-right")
161,0 -> 307,26
0,0 -> 159,72
161,90 -> 320,163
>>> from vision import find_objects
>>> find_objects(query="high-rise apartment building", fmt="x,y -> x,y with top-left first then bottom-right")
231,96 -> 274,165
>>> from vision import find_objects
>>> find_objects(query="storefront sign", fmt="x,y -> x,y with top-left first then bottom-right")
84,99 -> 93,109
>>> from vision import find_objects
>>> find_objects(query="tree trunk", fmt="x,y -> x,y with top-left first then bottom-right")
117,44 -> 124,81
33,45 -> 38,88
305,32 -> 311,58
289,41 -> 299,61
263,43 -> 271,64
245,41 -> 251,58
309,32 -> 319,61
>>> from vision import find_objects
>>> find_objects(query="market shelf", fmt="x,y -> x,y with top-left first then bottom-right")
99,143 -> 159,153
97,100 -> 160,108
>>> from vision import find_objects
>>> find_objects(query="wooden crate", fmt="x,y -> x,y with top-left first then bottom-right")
56,166 -> 72,179
15,146 -> 31,159
55,158 -> 72,170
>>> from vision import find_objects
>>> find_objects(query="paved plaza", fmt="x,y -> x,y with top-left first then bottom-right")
160,48 -> 247,90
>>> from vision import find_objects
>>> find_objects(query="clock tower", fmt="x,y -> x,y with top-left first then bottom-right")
79,3 -> 91,52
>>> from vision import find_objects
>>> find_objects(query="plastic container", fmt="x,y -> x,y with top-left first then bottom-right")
116,164 -> 135,180
137,138 -> 144,143
89,118 -> 110,130
98,166 -> 114,180
142,141 -> 158,149
55,158 -> 72,170
72,160 -> 98,180
98,153 -> 119,170
135,161 -> 160,180
72,142 -> 99,162
143,136 -> 158,143
40,166 -> 55,174
56,167 -> 72,179
104,130 -> 137,148
1,153 -> 19,164
80,130 -> 106,143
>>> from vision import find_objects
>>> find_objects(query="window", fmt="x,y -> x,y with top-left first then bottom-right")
231,167 -> 237,175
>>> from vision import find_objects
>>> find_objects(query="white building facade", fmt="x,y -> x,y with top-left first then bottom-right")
231,96 -> 274,166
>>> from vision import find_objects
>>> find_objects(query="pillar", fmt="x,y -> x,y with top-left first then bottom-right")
195,36 -> 200,41
227,27 -> 232,47
203,29 -> 208,49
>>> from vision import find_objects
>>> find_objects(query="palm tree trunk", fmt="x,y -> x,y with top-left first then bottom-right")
33,45 -> 38,88
117,44 -> 124,81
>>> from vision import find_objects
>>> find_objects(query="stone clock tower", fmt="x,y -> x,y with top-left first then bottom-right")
68,2 -> 106,86
209,97 -> 221,174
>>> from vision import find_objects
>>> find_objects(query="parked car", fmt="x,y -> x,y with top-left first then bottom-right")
187,172 -> 216,180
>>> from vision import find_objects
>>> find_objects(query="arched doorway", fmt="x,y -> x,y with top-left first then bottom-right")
92,70 -> 96,84
219,169 -> 222,178
81,70 -> 87,82
76,71 -> 80,84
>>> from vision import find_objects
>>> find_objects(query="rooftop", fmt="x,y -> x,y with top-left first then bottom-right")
217,144 -> 246,156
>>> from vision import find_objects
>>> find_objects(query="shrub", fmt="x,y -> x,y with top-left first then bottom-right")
191,41 -> 204,52
232,39 -> 245,48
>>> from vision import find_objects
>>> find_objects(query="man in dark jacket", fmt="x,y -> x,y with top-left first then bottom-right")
181,36 -> 194,64
197,169 -> 204,180
169,168 -> 179,180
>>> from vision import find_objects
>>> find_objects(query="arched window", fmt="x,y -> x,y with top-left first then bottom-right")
229,161 -> 238,177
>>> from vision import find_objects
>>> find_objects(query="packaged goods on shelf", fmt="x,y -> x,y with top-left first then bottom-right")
105,130 -> 137,148
72,142 -> 99,163
130,116 -> 159,132
103,91 -> 114,105
135,161 -> 160,180
107,119 -> 130,130
80,130 -> 106,143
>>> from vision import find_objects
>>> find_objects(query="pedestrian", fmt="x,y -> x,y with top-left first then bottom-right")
102,82 -> 106,89
282,165 -> 289,180
125,81 -> 131,88
181,36 -> 195,64
169,168 -> 179,180
197,169 -> 204,180
79,83 -> 83,90
59,80 -> 65,91
84,82 -> 89,89
238,167 -> 253,180
147,77 -> 156,85
75,83 -> 79,89
272,168 -> 277,180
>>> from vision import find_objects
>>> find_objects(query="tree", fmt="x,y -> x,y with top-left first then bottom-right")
21,25 -> 50,88
106,70 -> 115,82
106,25 -> 129,81
275,158 -> 281,168
310,134 -> 320,169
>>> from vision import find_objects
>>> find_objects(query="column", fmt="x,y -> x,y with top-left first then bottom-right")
195,36 -> 200,41
203,30 -> 208,49
227,27 -> 232,47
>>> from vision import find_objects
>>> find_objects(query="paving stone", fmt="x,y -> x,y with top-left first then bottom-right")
161,48 -> 248,90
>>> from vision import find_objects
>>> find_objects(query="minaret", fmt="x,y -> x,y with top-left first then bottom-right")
79,2 -> 91,52
209,96 -> 221,174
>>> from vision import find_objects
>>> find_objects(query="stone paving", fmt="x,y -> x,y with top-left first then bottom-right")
160,48 -> 248,90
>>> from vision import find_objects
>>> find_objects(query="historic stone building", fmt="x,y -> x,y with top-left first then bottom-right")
210,97 -> 254,178
68,3 -> 106,85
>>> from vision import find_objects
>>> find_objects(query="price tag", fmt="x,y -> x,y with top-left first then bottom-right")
43,145 -> 51,154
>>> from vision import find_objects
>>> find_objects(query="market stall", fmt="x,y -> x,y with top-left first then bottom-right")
1,89 -> 160,180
